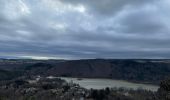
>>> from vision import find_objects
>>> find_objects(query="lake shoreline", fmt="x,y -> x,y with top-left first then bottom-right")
58,77 -> 159,91
58,76 -> 159,86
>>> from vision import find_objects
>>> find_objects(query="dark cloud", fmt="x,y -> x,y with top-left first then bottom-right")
0,0 -> 170,59
116,6 -> 169,34
61,0 -> 156,15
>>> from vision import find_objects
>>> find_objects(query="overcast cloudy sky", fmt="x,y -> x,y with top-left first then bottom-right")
0,0 -> 170,59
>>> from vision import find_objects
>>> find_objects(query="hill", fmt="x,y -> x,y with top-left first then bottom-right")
0,69 -> 22,81
20,59 -> 170,84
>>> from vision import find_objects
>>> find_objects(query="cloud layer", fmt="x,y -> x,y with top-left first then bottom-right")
0,0 -> 170,59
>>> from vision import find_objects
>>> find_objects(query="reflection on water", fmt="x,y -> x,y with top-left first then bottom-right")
59,77 -> 159,91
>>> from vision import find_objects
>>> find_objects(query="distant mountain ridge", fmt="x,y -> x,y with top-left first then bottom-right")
0,59 -> 170,84
15,59 -> 170,84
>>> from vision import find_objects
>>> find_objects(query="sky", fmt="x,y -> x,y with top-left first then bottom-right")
0,0 -> 170,59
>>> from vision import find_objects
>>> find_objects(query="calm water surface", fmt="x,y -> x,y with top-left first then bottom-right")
59,77 -> 159,91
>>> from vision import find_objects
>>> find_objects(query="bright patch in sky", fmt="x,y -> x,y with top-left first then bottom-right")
3,0 -> 30,20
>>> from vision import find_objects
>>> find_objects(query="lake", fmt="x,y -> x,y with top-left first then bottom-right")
59,77 -> 159,91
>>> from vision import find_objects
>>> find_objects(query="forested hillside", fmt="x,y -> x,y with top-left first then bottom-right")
13,59 -> 170,84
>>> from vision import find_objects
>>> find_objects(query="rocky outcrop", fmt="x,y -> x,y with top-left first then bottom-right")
158,79 -> 170,100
